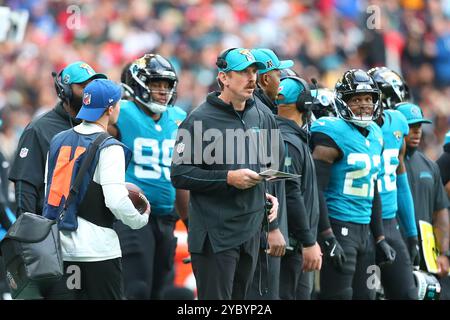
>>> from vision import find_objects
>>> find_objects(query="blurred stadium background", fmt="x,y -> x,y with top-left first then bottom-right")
1,0 -> 450,162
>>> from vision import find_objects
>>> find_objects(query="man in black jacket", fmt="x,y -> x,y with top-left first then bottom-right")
276,77 -> 323,299
9,61 -> 106,216
171,48 -> 280,300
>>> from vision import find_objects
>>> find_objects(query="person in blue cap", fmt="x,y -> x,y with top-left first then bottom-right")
437,130 -> 450,199
396,103 -> 450,294
9,61 -> 107,217
275,77 -> 323,300
43,79 -> 149,299
171,48 -> 280,300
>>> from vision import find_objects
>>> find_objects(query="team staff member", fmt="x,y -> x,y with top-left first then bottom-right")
437,130 -> 450,198
275,77 -> 322,299
43,79 -> 149,299
311,69 -> 395,300
396,103 -> 450,294
171,48 -> 279,300
246,48 -> 290,300
9,61 -> 106,215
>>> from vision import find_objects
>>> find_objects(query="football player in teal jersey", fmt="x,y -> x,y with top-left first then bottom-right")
110,54 -> 189,299
311,69 -> 395,299
369,67 -> 419,299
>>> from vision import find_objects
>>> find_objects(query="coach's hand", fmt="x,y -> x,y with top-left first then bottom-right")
320,233 -> 346,271
376,238 -> 396,265
407,237 -> 420,268
227,169 -> 263,189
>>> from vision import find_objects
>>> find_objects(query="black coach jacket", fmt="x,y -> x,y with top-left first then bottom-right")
277,117 -> 319,246
171,92 -> 281,253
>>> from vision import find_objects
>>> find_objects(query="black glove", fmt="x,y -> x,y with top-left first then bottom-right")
321,234 -> 347,270
376,239 -> 396,265
407,237 -> 420,267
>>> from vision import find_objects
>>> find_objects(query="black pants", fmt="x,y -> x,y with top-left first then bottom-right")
279,251 -> 315,300
379,218 -> 417,300
320,219 -> 376,300
191,232 -> 260,300
247,248 -> 281,300
114,215 -> 177,300
46,259 -> 123,300
279,251 -> 302,300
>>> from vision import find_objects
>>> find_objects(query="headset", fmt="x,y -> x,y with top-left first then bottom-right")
280,75 -> 316,114
52,69 -> 72,103
216,47 -> 237,71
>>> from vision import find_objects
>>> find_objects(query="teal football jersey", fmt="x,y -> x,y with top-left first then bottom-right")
117,100 -> 186,215
311,117 -> 383,224
377,110 -> 409,219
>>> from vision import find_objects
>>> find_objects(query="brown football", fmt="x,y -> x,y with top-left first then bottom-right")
125,182 -> 150,214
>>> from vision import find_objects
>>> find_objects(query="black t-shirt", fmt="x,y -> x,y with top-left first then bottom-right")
9,102 -> 79,214
405,149 -> 450,224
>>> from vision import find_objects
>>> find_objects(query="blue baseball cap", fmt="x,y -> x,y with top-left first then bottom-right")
76,79 -> 122,121
276,78 -> 303,105
396,102 -> 432,125
218,48 -> 265,72
251,48 -> 294,74
60,61 -> 107,85
444,130 -> 450,145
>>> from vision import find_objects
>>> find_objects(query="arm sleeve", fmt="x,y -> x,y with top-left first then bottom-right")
433,164 -> 450,211
396,172 -> 418,237
170,116 -> 229,192
98,145 -> 148,229
370,183 -> 384,239
14,180 -> 40,215
314,159 -> 332,233
436,152 -> 450,186
284,143 -> 315,246
9,128 -> 45,187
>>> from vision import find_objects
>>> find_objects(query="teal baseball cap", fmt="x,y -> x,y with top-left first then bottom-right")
76,79 -> 122,121
217,48 -> 265,72
396,102 -> 432,125
276,78 -> 303,105
60,61 -> 107,85
444,130 -> 450,145
251,48 -> 294,74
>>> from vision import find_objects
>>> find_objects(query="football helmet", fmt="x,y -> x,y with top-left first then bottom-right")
310,88 -> 338,120
368,66 -> 410,109
334,69 -> 382,128
124,54 -> 177,114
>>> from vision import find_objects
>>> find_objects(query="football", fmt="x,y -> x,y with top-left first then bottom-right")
126,182 -> 150,214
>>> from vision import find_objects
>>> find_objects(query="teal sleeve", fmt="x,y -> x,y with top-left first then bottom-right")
396,172 -> 418,237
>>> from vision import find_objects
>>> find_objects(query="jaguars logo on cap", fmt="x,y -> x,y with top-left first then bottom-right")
411,106 -> 421,117
63,74 -> 71,84
79,63 -> 95,75
239,49 -> 255,62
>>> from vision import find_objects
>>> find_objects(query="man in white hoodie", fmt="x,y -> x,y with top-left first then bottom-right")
43,79 -> 149,299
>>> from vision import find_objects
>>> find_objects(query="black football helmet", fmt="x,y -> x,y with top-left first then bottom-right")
310,88 -> 338,119
124,54 -> 177,113
368,66 -> 410,109
334,69 -> 382,127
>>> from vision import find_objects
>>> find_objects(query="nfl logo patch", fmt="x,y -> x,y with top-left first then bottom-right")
83,93 -> 91,105
19,147 -> 29,158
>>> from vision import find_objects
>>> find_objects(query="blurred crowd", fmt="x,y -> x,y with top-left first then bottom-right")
0,0 -> 450,162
